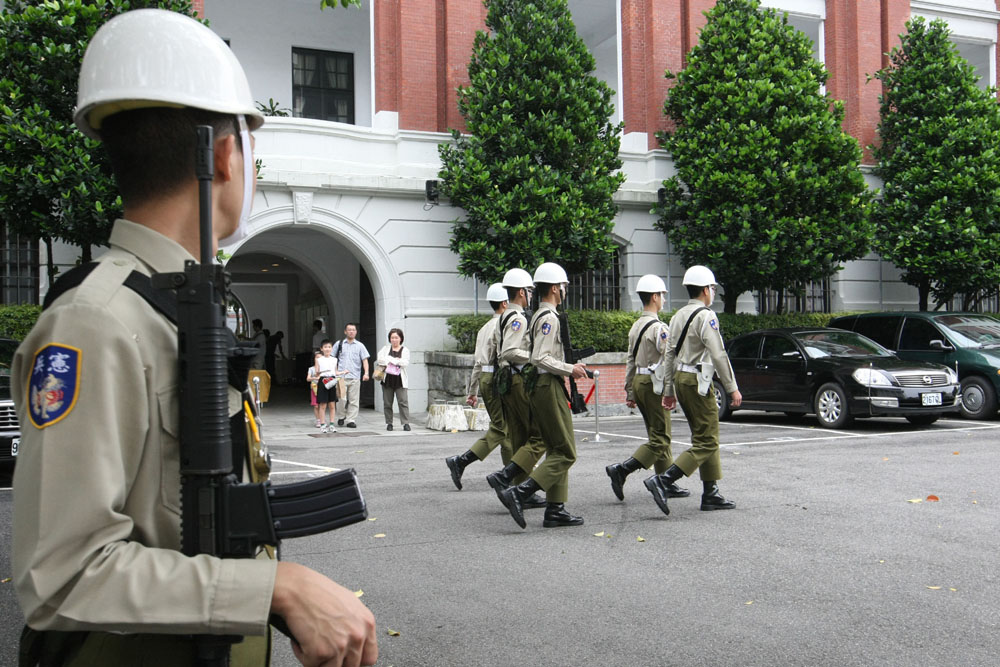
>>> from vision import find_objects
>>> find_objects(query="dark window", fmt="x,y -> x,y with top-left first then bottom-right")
292,48 -> 354,124
727,334 -> 762,360
899,317 -> 943,351
852,316 -> 900,350
762,335 -> 798,360
566,247 -> 622,311
0,225 -> 39,305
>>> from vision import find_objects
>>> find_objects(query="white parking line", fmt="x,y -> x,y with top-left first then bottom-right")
268,458 -> 341,476
574,428 -> 646,441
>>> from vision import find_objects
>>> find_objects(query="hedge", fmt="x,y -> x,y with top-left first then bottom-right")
447,309 -> 853,354
0,305 -> 42,340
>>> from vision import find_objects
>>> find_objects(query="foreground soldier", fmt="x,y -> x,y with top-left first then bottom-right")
11,10 -> 376,666
644,265 -> 742,516
445,283 -> 512,489
485,268 -> 546,509
605,274 -> 690,502
501,262 -> 589,529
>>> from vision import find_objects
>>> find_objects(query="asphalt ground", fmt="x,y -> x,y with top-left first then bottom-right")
1,388 -> 998,666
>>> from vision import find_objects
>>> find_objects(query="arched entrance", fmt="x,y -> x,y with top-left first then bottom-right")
224,206 -> 405,410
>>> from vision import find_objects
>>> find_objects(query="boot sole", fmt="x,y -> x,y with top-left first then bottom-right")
643,477 -> 670,516
605,465 -> 625,501
700,502 -> 736,511
543,519 -> 584,527
445,457 -> 463,490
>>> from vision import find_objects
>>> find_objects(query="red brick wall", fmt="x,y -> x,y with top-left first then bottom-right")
192,0 -> 204,17
561,363 -> 629,408
375,0 -> 401,115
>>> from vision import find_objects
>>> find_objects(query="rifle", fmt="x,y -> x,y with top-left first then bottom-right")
152,126 -> 367,666
557,311 -> 595,414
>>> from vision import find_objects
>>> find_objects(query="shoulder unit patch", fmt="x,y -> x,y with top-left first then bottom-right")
709,318 -> 719,331
541,322 -> 552,336
511,319 -> 522,332
28,343 -> 82,429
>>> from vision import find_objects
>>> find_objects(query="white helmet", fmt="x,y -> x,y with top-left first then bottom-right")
501,268 -> 534,289
74,9 -> 264,139
636,274 -> 667,294
486,283 -> 507,302
533,262 -> 569,285
682,265 -> 717,287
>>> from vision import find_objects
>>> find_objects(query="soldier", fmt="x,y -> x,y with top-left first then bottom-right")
500,262 -> 589,529
644,265 -> 743,515
445,283 -> 513,489
605,274 -> 690,502
485,269 -> 547,509
10,10 -> 376,666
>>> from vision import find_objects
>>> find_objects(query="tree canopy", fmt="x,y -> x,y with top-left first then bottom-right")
438,0 -> 624,284
871,17 -> 1000,311
656,0 -> 871,313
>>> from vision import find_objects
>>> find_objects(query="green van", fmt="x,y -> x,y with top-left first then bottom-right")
829,313 -> 1000,420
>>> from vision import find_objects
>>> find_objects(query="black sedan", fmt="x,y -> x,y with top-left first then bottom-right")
0,337 -> 20,465
715,328 -> 962,428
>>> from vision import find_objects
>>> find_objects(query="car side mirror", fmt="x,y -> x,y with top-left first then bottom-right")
929,339 -> 954,351
781,350 -> 802,359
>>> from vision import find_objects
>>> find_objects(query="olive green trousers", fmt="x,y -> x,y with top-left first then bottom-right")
672,371 -> 722,481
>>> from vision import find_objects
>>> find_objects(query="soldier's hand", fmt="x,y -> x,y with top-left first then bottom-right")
272,561 -> 378,667
661,395 -> 677,411
571,363 -> 588,379
625,399 -> 636,409
466,394 -> 477,407
729,390 -> 742,408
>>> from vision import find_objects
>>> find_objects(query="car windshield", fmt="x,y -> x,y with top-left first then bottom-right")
792,330 -> 892,359
932,315 -> 1000,349
0,339 -> 17,400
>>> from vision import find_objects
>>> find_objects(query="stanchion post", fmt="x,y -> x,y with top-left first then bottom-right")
592,369 -> 601,442
253,375 -> 262,412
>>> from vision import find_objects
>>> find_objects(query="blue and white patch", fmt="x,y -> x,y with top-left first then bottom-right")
660,331 -> 668,340
511,320 -> 522,332
28,343 -> 82,429
541,322 -> 552,336
709,319 -> 719,331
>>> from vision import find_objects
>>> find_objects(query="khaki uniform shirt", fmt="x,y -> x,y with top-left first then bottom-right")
530,302 -> 574,376
663,299 -> 738,396
12,219 -> 276,635
625,312 -> 669,401
496,302 -> 530,370
467,314 -> 500,395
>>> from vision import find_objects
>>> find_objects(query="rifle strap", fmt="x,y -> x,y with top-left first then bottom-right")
631,319 -> 658,363
674,307 -> 711,356
495,310 -> 517,367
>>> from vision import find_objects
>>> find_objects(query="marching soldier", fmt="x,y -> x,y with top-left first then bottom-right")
605,274 -> 690,502
500,262 -> 588,529
644,265 -> 742,515
485,269 -> 547,509
445,283 -> 513,489
11,10 -> 376,665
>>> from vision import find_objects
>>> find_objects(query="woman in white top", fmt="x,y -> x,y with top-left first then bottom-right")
376,328 -> 411,431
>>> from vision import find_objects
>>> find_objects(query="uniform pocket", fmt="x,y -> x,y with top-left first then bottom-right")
156,385 -> 181,514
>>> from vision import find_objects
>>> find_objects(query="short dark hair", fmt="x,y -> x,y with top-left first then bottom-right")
320,338 -> 333,347
638,291 -> 655,306
505,287 -> 521,301
686,285 -> 704,298
313,319 -> 323,330
489,300 -> 504,311
99,107 -> 241,207
344,323 -> 358,331
388,328 -> 404,343
252,318 -> 263,329
535,282 -> 557,300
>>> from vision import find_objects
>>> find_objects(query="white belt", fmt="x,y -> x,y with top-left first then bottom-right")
537,369 -> 550,374
512,364 -> 524,372
678,363 -> 698,373
637,368 -> 653,375
481,365 -> 495,373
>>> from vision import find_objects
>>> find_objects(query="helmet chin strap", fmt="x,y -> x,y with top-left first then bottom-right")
218,114 -> 254,247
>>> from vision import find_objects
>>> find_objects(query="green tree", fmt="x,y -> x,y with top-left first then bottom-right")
0,0 -> 199,284
872,17 -> 1000,311
438,0 -> 624,284
656,0 -> 871,314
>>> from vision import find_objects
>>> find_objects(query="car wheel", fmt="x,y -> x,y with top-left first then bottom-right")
905,414 -> 938,426
814,382 -> 853,429
713,380 -> 732,421
960,376 -> 997,420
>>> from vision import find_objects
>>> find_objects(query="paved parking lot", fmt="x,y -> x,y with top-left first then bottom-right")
1,404 -> 998,666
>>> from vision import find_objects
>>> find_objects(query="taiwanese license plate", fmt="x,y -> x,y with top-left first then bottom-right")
11,438 -> 19,457
921,393 -> 942,406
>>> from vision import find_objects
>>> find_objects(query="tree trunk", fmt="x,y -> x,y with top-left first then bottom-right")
45,237 -> 56,285
917,277 -> 929,311
776,287 -> 785,315
81,243 -> 92,263
723,288 -> 738,314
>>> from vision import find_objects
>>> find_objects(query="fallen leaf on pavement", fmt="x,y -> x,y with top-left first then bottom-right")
355,590 -> 364,598
926,586 -> 941,590
637,536 -> 645,542
953,451 -> 959,455
926,495 -> 940,502
374,533 -> 386,538
387,629 -> 400,637
950,588 -> 957,592
354,450 -> 365,453
882,457 -> 889,461
593,531 -> 605,537
368,517 -> 377,521
745,601 -> 753,605
1,578 -> 10,584
906,498 -> 922,503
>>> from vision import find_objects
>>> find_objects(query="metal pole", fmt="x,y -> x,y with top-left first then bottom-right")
592,370 -> 602,442
473,274 -> 479,316
253,376 -> 262,412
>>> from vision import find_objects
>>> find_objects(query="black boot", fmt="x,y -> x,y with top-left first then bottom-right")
445,450 -> 478,490
542,503 -> 584,527
500,478 -> 541,529
522,492 -> 547,509
701,481 -> 736,511
666,481 -> 691,498
643,464 -> 685,516
606,457 -> 643,501
486,462 -> 521,506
